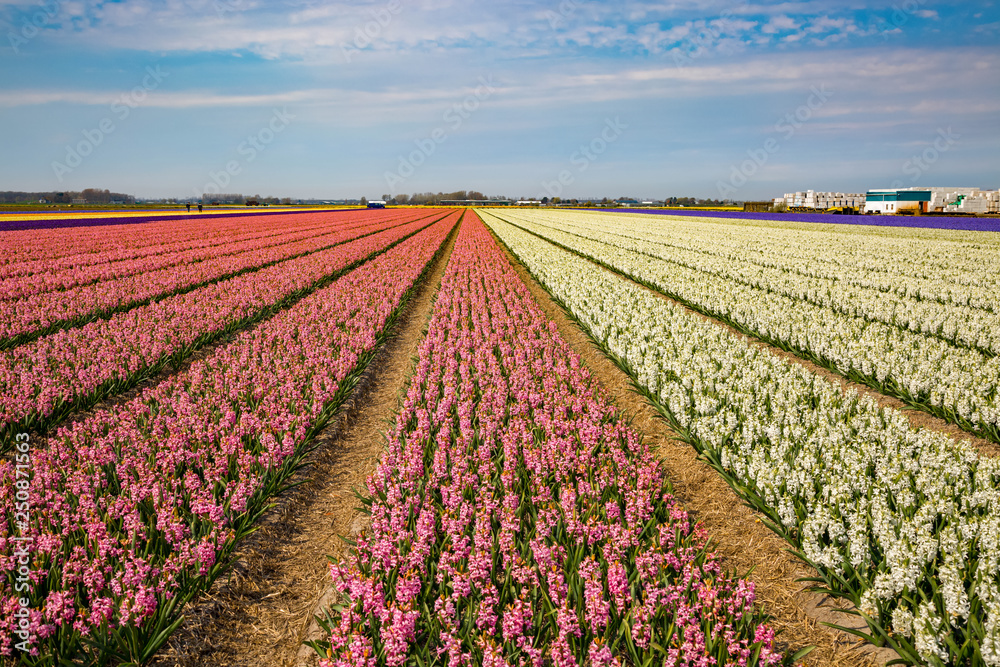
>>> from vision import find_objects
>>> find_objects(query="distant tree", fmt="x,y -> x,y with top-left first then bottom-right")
81,188 -> 117,204
361,196 -> 368,205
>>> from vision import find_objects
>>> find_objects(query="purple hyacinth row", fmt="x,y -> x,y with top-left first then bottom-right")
318,214 -> 786,667
606,208 -> 1000,232
0,212 -> 457,663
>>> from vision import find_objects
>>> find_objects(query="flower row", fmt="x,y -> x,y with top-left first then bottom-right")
498,211 -> 1000,444
0,211 -> 395,301
0,213 -> 457,664
0,213 -> 446,450
1,211 -> 341,278
0,211 -> 440,345
520,211 -> 999,355
481,210 -> 1000,667
317,215 -> 789,667
590,210 -> 1000,302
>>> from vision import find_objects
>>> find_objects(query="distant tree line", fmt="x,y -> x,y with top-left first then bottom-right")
663,196 -> 729,206
380,191 -> 493,205
199,193 -> 247,204
197,193 -> 290,205
0,189 -> 135,204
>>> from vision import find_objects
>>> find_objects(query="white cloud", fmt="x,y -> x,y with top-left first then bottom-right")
0,0 -> 965,63
4,46 -> 996,117
804,16 -> 849,33
761,14 -> 799,34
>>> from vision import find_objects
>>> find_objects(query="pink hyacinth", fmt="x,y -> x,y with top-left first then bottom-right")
317,214 -> 786,666
1,211 -> 460,660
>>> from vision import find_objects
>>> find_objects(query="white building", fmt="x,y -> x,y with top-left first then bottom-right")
773,190 -> 866,210
864,187 -> 997,214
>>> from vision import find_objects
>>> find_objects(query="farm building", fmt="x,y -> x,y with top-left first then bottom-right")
773,190 -> 866,210
864,187 -> 998,214
863,188 -> 933,214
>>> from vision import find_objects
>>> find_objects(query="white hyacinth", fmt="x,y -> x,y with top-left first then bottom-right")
479,208 -> 999,666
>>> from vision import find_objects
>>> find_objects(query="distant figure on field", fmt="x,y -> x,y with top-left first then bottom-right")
198,203 -> 203,212
186,203 -> 191,212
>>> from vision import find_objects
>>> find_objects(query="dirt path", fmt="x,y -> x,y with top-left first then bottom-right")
494,232 -> 896,667
150,223 -> 458,667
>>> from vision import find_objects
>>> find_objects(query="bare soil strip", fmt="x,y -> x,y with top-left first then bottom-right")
149,222 -> 459,667
494,235 -> 896,667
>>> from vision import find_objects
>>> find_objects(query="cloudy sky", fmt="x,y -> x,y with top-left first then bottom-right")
0,0 -> 997,200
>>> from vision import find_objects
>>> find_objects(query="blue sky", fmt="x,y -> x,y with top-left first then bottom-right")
0,0 -> 997,200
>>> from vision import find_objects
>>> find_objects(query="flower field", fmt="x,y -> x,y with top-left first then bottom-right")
1,206 -> 996,666
610,208 -> 1000,233
1,209 -> 457,663
2,215 -> 346,299
486,209 -> 1000,444
313,214 -> 791,666
0,209 -> 438,347
0,211 -> 450,451
479,208 -> 999,667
